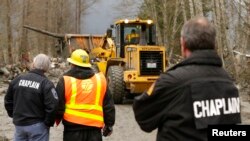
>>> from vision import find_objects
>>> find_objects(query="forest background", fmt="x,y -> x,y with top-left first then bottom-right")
0,0 -> 249,92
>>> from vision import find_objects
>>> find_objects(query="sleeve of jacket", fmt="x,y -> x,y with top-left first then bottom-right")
103,87 -> 115,127
42,79 -> 59,127
133,72 -> 177,132
4,79 -> 16,118
55,77 -> 65,120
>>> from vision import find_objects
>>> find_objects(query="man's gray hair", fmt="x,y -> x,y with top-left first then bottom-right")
181,16 -> 216,51
33,54 -> 51,72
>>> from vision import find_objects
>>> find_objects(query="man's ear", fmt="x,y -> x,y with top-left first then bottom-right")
181,37 -> 186,57
181,37 -> 192,58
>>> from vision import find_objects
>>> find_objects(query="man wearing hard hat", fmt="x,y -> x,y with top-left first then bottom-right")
55,49 -> 115,141
125,29 -> 139,44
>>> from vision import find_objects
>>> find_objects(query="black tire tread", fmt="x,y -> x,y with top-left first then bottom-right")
107,66 -> 125,104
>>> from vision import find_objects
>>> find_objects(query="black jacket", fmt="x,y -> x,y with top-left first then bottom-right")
4,69 -> 59,126
133,50 -> 241,141
56,66 -> 115,131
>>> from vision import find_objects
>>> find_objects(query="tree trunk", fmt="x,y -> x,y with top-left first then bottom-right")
222,0 -> 238,78
189,0 -> 195,18
20,0 -> 30,65
43,0 -> 49,54
78,0 -> 81,33
0,0 -> 5,64
180,0 -> 187,22
145,0 -> 163,45
168,0 -> 179,64
162,1 -> 168,47
7,0 -> 13,64
154,1 -> 163,45
75,0 -> 81,33
213,0 -> 223,57
58,0 -> 64,33
0,51 -> 5,65
236,0 -> 248,71
194,0 -> 204,16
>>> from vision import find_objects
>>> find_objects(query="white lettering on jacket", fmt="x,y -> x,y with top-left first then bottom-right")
193,97 -> 240,118
19,80 -> 40,89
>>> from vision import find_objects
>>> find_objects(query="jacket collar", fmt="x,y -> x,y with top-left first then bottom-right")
30,69 -> 46,77
169,50 -> 222,71
64,66 -> 95,79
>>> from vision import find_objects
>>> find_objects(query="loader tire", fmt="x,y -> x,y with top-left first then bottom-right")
107,66 -> 125,104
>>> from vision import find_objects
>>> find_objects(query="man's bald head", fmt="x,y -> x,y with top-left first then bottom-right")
181,17 -> 216,51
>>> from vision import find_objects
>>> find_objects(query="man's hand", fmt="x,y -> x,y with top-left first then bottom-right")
102,126 -> 113,137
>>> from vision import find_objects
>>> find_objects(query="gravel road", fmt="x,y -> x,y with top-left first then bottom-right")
0,82 -> 156,141
1,80 -> 249,141
49,104 -> 157,141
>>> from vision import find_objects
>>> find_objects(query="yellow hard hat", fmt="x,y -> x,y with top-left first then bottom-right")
67,49 -> 92,68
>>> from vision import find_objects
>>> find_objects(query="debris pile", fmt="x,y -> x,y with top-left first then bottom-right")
0,58 -> 69,84
48,58 -> 69,78
0,64 -> 29,83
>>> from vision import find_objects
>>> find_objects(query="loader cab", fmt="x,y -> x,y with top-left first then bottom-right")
114,19 -> 156,58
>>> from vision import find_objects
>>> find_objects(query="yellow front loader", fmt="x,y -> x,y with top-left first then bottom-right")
24,18 -> 167,104
90,19 -> 167,103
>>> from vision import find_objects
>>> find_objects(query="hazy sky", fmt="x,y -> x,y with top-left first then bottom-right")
81,0 -> 143,34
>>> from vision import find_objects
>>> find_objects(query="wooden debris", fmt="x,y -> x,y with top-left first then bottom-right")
0,58 -> 69,82
0,63 -> 29,82
48,58 -> 69,77
0,67 -> 10,76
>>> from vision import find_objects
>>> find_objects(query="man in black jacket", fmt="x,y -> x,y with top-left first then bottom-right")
5,54 -> 59,141
133,17 -> 241,141
56,49 -> 115,141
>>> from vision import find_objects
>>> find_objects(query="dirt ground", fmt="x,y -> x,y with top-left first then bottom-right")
0,76 -> 249,141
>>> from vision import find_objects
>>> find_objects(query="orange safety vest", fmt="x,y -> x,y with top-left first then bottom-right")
63,73 -> 107,128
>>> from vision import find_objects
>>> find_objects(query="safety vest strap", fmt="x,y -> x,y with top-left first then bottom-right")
69,77 -> 77,104
65,108 -> 104,122
64,109 -> 104,127
65,104 -> 103,111
95,73 -> 102,105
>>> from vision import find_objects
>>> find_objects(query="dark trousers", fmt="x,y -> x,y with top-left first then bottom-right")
63,128 -> 102,141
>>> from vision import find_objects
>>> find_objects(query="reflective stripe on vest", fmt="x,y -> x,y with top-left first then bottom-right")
63,73 -> 106,127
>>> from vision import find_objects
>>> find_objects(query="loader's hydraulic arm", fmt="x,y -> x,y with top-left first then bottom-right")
23,25 -> 64,39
